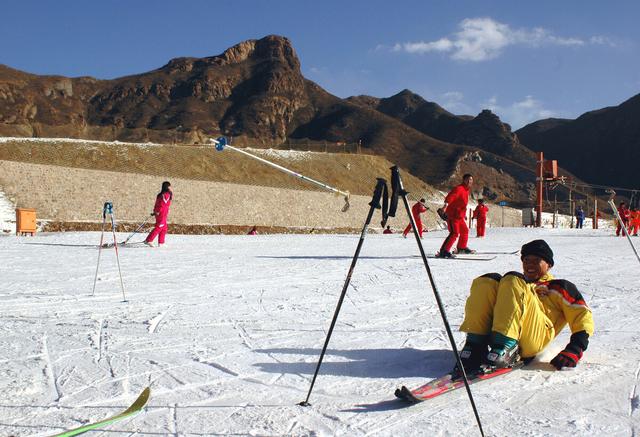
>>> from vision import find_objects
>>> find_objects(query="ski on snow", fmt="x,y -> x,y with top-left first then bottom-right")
395,362 -> 523,402
470,250 -> 519,255
52,387 -> 151,437
424,254 -> 497,261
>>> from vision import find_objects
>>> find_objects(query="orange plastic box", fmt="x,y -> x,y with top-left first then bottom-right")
16,208 -> 36,236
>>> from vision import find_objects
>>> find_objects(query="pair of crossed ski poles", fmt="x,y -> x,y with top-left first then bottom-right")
91,202 -> 154,302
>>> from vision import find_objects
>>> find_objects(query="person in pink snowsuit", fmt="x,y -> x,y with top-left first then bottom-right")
145,181 -> 172,246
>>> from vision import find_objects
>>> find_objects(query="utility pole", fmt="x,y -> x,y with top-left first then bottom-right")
569,189 -> 574,228
553,194 -> 557,228
536,152 -> 544,227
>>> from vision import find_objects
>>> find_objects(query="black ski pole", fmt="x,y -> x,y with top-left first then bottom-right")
107,205 -> 128,302
299,178 -> 387,406
392,166 -> 485,437
91,203 -> 109,296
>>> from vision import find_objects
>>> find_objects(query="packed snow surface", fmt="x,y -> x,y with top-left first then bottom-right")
1,228 -> 639,436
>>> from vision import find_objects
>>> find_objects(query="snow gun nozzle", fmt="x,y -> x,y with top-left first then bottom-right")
210,136 -> 228,151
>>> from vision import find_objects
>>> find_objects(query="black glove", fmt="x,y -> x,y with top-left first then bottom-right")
150,212 -> 156,216
550,346 -> 582,369
550,331 -> 588,370
437,208 -> 448,221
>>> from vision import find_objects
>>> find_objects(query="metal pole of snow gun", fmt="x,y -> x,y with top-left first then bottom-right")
210,137 -> 350,212
606,189 -> 640,265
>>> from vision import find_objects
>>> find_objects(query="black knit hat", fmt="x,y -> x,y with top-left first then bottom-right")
521,239 -> 554,266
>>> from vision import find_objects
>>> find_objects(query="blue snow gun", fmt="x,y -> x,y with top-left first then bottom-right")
214,137 -> 227,151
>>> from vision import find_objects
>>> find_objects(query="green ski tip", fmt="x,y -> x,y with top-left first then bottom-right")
51,387 -> 150,437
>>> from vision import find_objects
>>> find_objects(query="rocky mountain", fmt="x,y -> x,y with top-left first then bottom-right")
516,95 -> 640,190
349,89 -> 536,167
0,34 -> 551,204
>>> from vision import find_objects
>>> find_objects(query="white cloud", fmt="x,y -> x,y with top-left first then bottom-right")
443,91 -> 464,101
440,91 -> 473,114
481,95 -> 559,129
589,35 -> 618,47
390,17 -> 607,61
392,38 -> 454,54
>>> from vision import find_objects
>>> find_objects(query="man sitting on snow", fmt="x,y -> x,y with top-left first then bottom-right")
454,239 -> 594,374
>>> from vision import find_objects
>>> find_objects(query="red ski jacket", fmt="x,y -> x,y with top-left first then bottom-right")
153,192 -> 172,223
412,201 -> 427,218
473,204 -> 489,220
618,205 -> 631,222
444,184 -> 470,220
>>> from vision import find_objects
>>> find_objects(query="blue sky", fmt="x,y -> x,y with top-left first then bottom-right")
2,0 -> 638,129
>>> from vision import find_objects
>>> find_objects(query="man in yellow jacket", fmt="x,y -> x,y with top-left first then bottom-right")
456,239 -> 594,373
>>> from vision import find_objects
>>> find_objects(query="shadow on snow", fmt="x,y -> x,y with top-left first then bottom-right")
254,347 -> 453,379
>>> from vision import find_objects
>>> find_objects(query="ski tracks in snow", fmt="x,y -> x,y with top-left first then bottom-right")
146,305 -> 174,334
629,360 -> 640,421
42,334 -> 61,402
233,321 -> 254,350
89,318 -> 107,363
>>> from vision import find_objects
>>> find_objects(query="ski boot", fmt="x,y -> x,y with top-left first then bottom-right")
436,250 -> 454,259
486,332 -> 520,368
455,247 -> 476,254
452,334 -> 488,377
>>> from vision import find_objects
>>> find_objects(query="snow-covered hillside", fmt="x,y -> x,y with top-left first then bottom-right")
1,228 -> 638,436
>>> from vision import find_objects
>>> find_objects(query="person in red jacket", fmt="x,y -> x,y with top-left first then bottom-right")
383,225 -> 394,234
616,201 -> 631,236
630,209 -> 640,236
403,198 -> 428,238
473,199 -> 489,237
437,174 -> 473,258
145,181 -> 173,247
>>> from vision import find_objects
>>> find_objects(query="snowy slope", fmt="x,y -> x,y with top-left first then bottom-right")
0,228 -> 639,436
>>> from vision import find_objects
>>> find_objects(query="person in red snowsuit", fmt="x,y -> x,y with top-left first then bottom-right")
403,198 -> 428,238
630,210 -> 640,236
473,199 -> 489,237
438,174 -> 473,257
145,181 -> 173,247
616,201 -> 631,237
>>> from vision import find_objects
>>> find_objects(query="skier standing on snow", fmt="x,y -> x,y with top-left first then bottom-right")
436,173 -> 474,258
403,198 -> 428,238
145,181 -> 173,247
454,239 -> 594,373
629,209 -> 640,236
472,199 -> 489,238
574,205 -> 585,229
616,201 -> 631,236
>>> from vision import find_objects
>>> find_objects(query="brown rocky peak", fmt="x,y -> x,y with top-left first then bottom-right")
219,35 -> 300,70
160,35 -> 300,74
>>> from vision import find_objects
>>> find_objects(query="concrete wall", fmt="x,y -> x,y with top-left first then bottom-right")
3,160 -> 610,233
